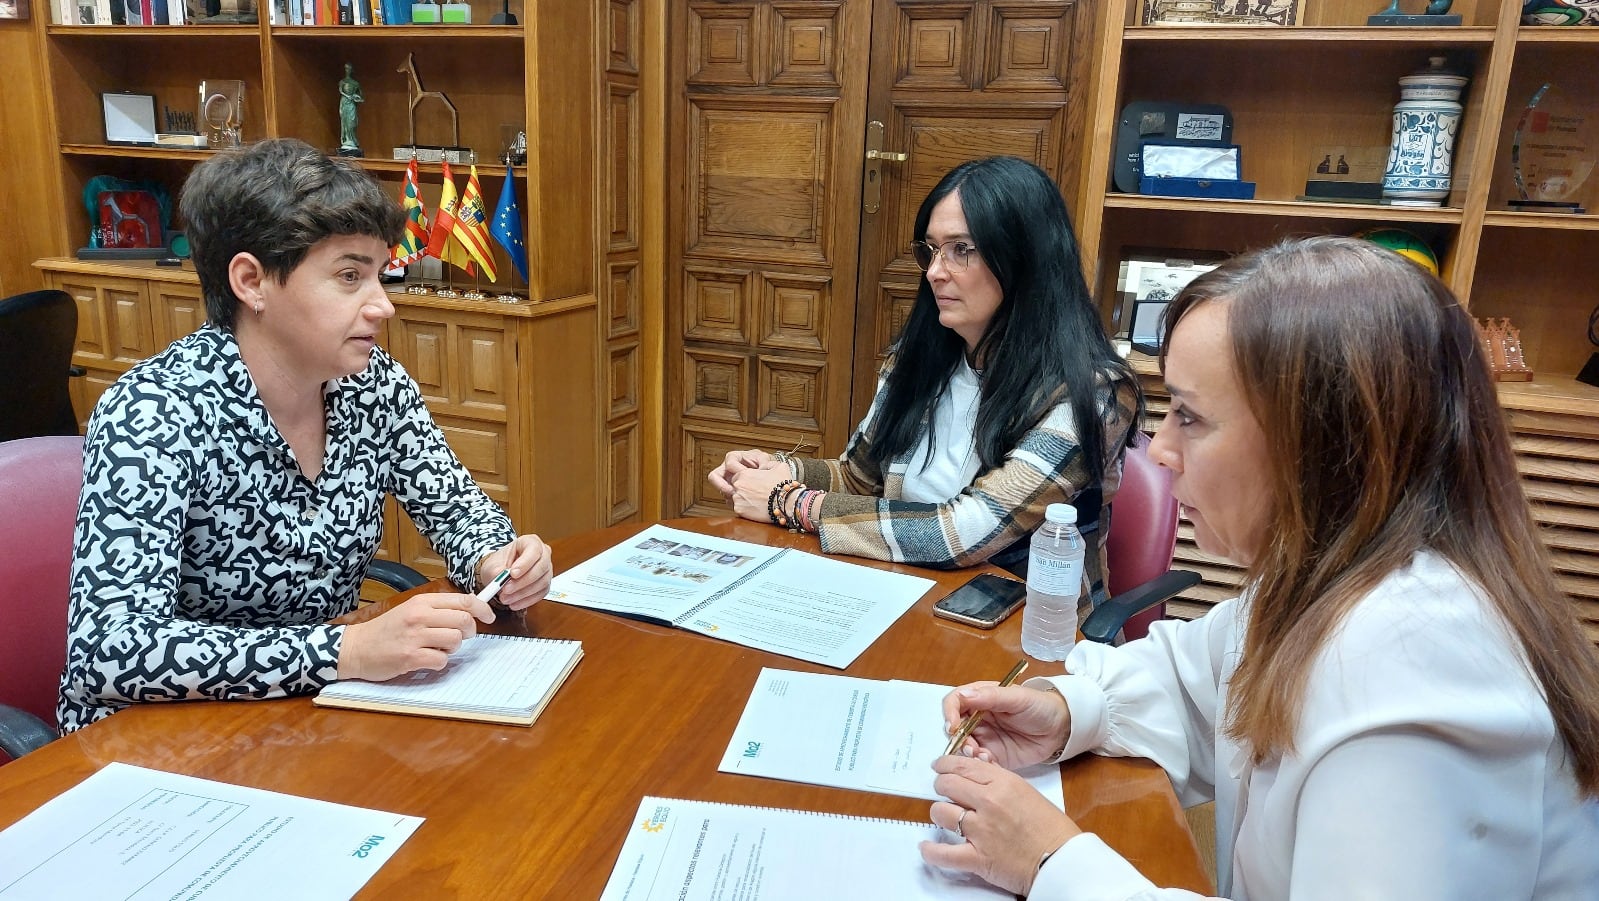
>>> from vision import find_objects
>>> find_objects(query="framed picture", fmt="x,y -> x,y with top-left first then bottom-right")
0,0 -> 29,18
1142,0 -> 1304,26
1115,248 -> 1227,346
101,92 -> 158,146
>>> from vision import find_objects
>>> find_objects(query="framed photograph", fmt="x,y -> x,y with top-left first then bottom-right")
0,0 -> 29,18
102,92 -> 158,146
1142,0 -> 1304,26
1115,248 -> 1227,343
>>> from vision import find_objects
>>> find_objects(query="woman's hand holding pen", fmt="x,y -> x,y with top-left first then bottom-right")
921,755 -> 1082,896
941,682 -> 1071,769
337,593 -> 496,682
475,534 -> 553,611
924,681 -> 1081,895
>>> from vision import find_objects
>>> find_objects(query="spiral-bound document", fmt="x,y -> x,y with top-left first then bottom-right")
546,525 -> 934,668
314,635 -> 583,725
600,797 -> 1010,900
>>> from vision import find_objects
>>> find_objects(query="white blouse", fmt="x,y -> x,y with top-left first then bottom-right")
1032,551 -> 1599,900
899,357 -> 983,504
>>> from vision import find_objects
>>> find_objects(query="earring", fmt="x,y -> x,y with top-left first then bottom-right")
254,304 -> 263,315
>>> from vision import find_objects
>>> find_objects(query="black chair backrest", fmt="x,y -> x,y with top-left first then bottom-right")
0,290 -> 79,442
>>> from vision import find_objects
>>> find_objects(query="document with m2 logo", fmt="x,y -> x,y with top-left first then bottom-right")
717,668 -> 1064,806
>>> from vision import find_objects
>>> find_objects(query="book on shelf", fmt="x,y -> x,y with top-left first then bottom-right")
545,524 -> 934,669
313,634 -> 583,726
600,796 -> 1010,900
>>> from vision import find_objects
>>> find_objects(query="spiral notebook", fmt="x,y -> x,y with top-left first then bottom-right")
600,796 -> 1010,900
314,635 -> 583,726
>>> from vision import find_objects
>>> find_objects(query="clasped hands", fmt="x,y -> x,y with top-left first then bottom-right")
923,680 -> 1084,896
707,449 -> 791,523
336,534 -> 552,682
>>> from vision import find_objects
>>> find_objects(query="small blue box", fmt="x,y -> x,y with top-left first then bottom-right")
1139,176 -> 1257,200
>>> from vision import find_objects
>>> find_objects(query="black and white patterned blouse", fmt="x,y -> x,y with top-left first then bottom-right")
57,326 -> 515,733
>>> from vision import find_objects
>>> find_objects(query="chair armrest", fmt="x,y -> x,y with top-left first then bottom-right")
1081,569 -> 1203,645
364,559 -> 429,593
0,704 -> 58,761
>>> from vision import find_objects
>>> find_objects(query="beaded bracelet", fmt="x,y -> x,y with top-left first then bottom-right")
767,479 -> 801,527
779,482 -> 806,531
796,489 -> 824,534
792,488 -> 815,532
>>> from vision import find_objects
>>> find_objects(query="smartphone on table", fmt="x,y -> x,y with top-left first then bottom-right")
931,573 -> 1027,629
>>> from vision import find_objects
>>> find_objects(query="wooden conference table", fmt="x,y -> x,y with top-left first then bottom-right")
0,517 -> 1211,897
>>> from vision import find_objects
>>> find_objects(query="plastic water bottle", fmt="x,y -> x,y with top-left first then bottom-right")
1021,503 -> 1085,662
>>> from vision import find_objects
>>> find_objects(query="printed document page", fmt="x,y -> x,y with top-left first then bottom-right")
675,552 -> 933,668
717,669 -> 1064,806
548,525 -> 934,668
0,763 -> 422,901
547,525 -> 787,622
600,796 -> 1010,901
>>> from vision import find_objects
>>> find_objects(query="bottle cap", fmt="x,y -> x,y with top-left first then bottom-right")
1044,503 -> 1077,524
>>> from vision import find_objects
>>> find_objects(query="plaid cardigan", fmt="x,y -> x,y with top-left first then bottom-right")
798,364 -> 1140,604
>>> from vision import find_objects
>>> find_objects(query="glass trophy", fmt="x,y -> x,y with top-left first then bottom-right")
1508,82 -> 1596,214
199,79 -> 245,150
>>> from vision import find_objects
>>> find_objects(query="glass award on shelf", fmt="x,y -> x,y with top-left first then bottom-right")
199,79 -> 245,150
1508,82 -> 1595,214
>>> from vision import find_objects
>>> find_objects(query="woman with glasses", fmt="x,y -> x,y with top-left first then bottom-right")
708,156 -> 1141,603
923,236 -> 1599,898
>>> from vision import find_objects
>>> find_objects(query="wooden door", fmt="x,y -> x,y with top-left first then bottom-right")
851,0 -> 1092,421
667,0 -> 1090,514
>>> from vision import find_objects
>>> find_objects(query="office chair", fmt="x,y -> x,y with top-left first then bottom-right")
366,559 -> 430,592
0,289 -> 83,442
0,436 -> 83,762
0,435 -> 427,762
1080,432 -> 1201,644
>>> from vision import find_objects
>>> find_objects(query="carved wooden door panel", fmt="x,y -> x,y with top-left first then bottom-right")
668,0 -> 1089,514
851,0 -> 1091,422
671,0 -> 873,515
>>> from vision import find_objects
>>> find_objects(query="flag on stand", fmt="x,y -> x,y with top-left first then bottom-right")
389,157 -> 430,268
490,163 -> 529,283
452,165 -> 499,282
425,161 -> 476,276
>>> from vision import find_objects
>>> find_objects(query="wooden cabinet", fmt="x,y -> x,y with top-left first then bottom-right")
36,257 -> 602,579
1075,1 -> 1599,641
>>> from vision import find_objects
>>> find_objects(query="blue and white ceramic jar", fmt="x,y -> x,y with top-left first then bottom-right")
1382,57 -> 1470,208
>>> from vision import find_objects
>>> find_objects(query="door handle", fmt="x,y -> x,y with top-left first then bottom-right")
863,120 -> 908,214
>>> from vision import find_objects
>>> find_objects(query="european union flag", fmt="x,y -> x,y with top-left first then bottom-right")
490,164 -> 529,283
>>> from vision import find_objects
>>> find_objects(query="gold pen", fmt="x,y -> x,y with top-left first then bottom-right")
943,659 -> 1028,757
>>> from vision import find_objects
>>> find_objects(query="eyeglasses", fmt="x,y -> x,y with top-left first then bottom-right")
911,239 -> 980,273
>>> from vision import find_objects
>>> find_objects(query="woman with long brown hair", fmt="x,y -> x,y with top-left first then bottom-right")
921,236 -> 1599,898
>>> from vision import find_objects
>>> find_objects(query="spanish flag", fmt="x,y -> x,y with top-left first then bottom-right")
425,161 -> 477,276
453,165 -> 499,282
389,157 -> 429,268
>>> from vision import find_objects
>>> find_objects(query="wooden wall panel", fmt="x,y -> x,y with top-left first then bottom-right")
603,0 -> 648,525
1,19 -> 66,296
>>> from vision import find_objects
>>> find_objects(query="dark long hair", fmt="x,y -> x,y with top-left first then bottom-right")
1163,236 -> 1599,795
867,157 -> 1138,480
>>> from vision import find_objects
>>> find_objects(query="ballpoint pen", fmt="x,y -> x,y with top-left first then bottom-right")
943,658 -> 1028,757
476,568 -> 513,603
